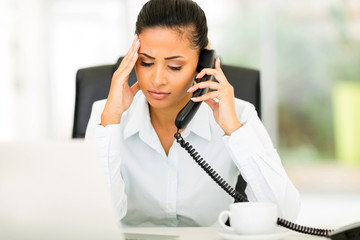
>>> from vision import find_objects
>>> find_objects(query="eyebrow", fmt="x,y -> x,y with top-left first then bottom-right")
139,53 -> 184,60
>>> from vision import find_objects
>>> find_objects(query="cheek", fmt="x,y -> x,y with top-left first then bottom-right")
169,73 -> 194,98
177,71 -> 196,89
183,74 -> 195,89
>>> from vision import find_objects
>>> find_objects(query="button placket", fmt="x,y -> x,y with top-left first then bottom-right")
166,145 -> 178,222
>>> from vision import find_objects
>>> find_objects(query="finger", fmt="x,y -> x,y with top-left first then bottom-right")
112,53 -> 139,87
215,57 -> 223,73
196,68 -> 227,84
117,35 -> 140,72
124,37 -> 140,64
127,44 -> 139,70
128,36 -> 140,59
125,35 -> 139,56
187,81 -> 221,93
204,98 -> 218,111
117,38 -> 140,77
191,91 -> 219,102
113,52 -> 139,85
121,35 -> 139,64
130,82 -> 140,95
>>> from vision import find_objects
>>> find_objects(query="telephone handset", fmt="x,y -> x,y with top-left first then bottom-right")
173,49 -> 360,239
175,49 -> 216,130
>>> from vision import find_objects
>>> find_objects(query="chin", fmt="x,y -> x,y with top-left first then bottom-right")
146,98 -> 174,110
141,89 -> 191,110
143,92 -> 172,109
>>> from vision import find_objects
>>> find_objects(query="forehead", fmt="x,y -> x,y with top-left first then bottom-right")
138,27 -> 198,58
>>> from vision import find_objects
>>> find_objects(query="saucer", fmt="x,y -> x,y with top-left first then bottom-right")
218,227 -> 288,240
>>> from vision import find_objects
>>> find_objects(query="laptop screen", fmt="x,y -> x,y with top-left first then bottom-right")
0,140 -> 124,240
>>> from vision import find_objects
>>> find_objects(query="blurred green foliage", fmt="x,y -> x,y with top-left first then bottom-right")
277,2 -> 360,161
276,11 -> 335,161
219,1 -> 360,162
328,2 -> 360,83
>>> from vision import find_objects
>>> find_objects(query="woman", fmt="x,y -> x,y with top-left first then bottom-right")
85,0 -> 300,227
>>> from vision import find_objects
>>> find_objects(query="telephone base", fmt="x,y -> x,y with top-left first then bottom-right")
328,222 -> 360,240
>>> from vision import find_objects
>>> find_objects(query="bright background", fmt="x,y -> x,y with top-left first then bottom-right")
1,0 -> 360,227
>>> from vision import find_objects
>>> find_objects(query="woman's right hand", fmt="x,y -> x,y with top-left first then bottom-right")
101,35 -> 141,126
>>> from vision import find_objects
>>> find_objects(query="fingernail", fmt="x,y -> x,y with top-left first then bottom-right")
187,87 -> 192,92
134,51 -> 138,57
217,57 -> 220,63
196,73 -> 200,79
191,97 -> 196,101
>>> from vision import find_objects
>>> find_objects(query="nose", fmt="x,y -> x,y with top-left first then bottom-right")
152,65 -> 167,87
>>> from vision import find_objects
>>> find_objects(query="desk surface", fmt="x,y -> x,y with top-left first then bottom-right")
123,227 -> 325,240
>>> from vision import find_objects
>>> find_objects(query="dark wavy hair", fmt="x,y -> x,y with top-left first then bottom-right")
135,0 -> 209,54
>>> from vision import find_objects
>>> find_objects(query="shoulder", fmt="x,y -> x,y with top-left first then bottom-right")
91,91 -> 145,117
91,99 -> 107,115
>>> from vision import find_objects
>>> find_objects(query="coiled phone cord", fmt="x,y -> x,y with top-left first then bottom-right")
174,131 -> 334,238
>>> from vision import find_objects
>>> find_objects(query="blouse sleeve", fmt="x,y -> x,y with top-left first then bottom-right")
84,100 -> 127,220
222,100 -> 300,222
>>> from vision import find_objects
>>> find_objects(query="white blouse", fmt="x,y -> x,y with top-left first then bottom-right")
85,91 -> 300,227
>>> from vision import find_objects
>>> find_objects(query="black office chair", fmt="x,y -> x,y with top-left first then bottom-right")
72,56 -> 261,199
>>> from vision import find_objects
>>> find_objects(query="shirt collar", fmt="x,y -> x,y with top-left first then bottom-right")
123,92 -> 212,141
123,92 -> 150,140
182,102 -> 211,141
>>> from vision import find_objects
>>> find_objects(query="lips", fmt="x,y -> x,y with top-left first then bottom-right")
148,90 -> 170,100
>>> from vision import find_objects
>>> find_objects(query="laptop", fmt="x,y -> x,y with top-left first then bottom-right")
0,140 -> 124,240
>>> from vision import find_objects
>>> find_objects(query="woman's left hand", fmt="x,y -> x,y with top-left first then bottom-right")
187,57 -> 243,136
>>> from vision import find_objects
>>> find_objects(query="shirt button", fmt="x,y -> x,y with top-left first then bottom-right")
170,172 -> 175,177
168,203 -> 173,209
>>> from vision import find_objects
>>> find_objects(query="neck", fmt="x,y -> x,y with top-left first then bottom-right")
149,93 -> 192,130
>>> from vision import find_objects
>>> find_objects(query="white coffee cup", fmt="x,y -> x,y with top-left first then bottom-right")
218,202 -> 278,235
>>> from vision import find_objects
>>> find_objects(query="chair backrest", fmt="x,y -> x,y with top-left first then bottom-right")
72,57 -> 261,198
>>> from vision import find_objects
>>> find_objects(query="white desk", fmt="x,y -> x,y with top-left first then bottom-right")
123,227 -> 328,240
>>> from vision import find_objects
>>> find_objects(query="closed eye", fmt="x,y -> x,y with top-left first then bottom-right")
169,66 -> 182,71
140,61 -> 154,67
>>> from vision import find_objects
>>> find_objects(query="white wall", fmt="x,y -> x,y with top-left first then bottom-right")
1,0 -> 51,140
49,0 -> 126,139
1,0 -> 277,141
